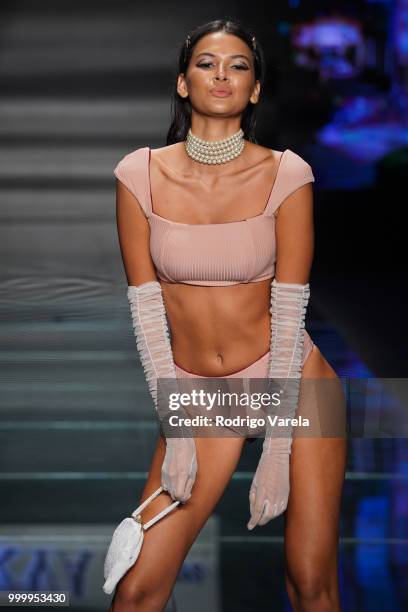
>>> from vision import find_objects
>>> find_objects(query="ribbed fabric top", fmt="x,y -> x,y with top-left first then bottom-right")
114,146 -> 315,286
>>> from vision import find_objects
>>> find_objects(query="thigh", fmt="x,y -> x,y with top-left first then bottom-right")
114,433 -> 245,604
284,345 -> 347,582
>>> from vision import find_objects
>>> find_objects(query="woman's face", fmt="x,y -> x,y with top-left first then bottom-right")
177,31 -> 260,117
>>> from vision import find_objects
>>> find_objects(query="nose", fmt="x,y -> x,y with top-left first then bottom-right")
213,64 -> 228,81
214,73 -> 228,82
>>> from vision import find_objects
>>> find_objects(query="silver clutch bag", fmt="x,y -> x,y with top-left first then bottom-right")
103,486 -> 180,595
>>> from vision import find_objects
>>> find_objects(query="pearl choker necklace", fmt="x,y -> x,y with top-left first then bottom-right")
185,128 -> 245,164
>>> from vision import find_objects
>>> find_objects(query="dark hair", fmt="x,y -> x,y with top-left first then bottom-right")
166,18 -> 266,146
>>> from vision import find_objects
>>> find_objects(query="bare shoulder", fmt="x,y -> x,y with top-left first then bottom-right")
150,142 -> 184,164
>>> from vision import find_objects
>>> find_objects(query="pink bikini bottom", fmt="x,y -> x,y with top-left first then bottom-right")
173,332 -> 315,445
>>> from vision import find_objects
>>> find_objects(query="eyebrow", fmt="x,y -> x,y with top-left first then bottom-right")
195,52 -> 251,62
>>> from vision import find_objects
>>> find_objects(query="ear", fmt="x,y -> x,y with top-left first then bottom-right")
249,80 -> 261,104
177,73 -> 189,98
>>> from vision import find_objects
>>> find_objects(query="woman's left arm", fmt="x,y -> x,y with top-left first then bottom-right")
248,177 -> 315,530
274,180 -> 314,284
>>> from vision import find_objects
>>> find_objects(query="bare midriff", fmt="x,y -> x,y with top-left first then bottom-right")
160,277 -> 272,376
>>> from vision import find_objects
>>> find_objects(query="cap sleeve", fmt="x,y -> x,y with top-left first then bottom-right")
113,147 -> 151,218
265,149 -> 315,217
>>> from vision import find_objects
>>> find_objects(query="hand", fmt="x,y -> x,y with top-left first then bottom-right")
247,437 -> 290,529
161,437 -> 198,503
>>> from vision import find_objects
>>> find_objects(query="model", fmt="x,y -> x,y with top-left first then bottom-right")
108,18 -> 347,612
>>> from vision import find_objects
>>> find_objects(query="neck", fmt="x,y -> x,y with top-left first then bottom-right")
189,121 -> 242,142
185,127 -> 245,167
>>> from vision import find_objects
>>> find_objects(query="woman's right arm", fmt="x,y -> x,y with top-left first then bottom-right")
115,178 -> 157,285
115,175 -> 198,503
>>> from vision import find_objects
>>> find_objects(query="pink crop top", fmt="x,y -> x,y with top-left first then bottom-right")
114,146 -> 315,286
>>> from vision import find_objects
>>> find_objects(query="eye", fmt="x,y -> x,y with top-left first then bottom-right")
197,61 -> 249,70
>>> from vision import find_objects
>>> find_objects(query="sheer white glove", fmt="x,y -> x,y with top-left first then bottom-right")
248,280 -> 310,529
128,281 -> 197,503
161,438 -> 197,502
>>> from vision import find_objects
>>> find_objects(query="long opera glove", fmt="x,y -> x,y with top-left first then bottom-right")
127,281 -> 197,503
248,279 -> 310,528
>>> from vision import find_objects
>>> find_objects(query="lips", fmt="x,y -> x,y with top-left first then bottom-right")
211,89 -> 232,97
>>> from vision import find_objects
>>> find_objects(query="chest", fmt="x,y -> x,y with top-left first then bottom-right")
148,214 -> 277,286
149,163 -> 276,225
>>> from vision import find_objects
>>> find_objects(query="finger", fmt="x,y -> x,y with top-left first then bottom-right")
252,501 -> 265,527
249,495 -> 256,519
249,491 -> 262,521
161,473 -> 168,492
176,463 -> 196,503
162,472 -> 179,502
180,491 -> 192,504
175,470 -> 195,502
248,497 -> 265,530
180,482 -> 191,503
247,488 -> 256,529
183,471 -> 196,501
248,484 -> 257,513
258,500 -> 272,526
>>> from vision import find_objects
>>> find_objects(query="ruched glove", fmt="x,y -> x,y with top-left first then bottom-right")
248,279 -> 310,528
127,281 -> 197,503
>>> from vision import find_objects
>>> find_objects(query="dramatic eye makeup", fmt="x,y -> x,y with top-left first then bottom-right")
197,61 -> 249,70
195,52 -> 251,70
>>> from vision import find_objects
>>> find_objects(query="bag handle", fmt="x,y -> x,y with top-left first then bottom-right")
131,486 -> 180,531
